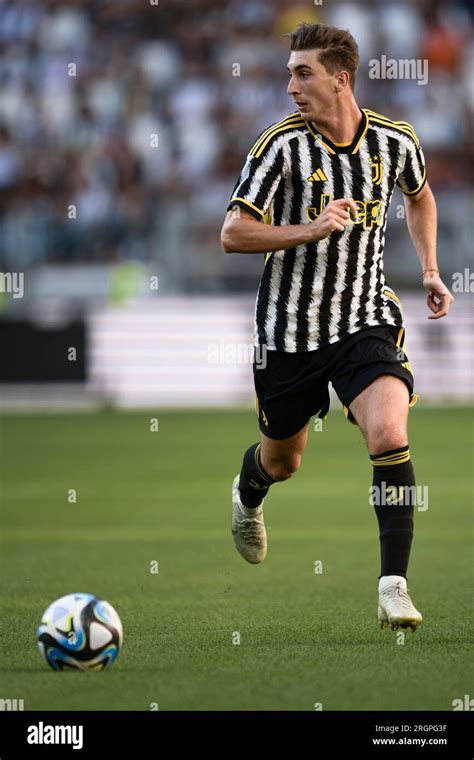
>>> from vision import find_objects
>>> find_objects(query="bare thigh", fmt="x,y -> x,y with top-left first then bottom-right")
348,375 -> 410,455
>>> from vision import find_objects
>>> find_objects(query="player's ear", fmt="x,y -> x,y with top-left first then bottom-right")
335,71 -> 349,92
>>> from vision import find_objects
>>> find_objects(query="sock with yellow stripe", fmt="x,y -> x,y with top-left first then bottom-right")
238,442 -> 275,509
370,444 -> 415,579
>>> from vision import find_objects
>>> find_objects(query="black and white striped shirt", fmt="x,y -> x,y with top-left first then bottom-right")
227,108 -> 426,352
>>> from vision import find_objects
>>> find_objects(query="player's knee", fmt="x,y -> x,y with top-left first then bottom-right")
265,453 -> 301,482
368,424 -> 407,455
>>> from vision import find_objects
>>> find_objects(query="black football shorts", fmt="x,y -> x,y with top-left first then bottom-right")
253,325 -> 418,440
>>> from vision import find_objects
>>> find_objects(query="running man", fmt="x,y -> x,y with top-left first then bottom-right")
220,23 -> 453,630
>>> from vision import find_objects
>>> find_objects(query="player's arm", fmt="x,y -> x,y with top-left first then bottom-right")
403,182 -> 454,320
220,198 -> 357,254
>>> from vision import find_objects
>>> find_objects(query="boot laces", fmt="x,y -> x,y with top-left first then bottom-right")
383,583 -> 414,610
238,516 -> 264,545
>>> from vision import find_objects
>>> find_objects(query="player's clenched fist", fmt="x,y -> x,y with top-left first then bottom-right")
422,272 -> 454,320
306,198 -> 358,241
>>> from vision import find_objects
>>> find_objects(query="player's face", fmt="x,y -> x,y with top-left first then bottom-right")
287,50 -> 340,119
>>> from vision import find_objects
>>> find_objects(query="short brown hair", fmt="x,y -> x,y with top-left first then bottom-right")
286,23 -> 360,90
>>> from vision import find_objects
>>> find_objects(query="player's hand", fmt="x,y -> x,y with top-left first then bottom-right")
422,273 -> 454,319
306,198 -> 357,241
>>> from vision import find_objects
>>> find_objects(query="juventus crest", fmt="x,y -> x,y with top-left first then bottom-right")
370,155 -> 383,185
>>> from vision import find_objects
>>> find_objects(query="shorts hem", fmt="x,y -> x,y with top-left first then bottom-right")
257,417 -> 312,440
340,368 -> 415,424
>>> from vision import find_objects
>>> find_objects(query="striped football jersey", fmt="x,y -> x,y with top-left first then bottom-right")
227,108 -> 426,352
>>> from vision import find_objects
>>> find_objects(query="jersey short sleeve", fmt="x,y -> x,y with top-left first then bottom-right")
227,134 -> 286,221
396,128 -> 427,196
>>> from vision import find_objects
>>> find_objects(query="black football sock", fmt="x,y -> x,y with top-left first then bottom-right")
370,445 -> 415,579
238,442 -> 275,509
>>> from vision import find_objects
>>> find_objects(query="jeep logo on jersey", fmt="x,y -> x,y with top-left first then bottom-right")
370,155 -> 384,185
306,196 -> 384,230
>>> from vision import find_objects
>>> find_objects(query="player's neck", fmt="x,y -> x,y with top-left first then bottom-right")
309,99 -> 362,146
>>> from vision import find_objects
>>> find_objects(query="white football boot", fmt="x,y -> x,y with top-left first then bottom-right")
378,575 -> 423,631
231,474 -> 267,564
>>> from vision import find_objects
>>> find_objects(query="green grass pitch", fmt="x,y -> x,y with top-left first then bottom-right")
0,406 -> 472,711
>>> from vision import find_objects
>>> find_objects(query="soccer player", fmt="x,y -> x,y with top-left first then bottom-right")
220,23 -> 453,631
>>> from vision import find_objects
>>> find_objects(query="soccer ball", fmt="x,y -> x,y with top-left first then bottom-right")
37,593 -> 123,671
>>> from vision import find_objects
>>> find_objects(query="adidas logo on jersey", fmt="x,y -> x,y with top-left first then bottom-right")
307,169 -> 328,182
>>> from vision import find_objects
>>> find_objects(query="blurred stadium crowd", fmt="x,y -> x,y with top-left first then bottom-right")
0,0 -> 472,291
